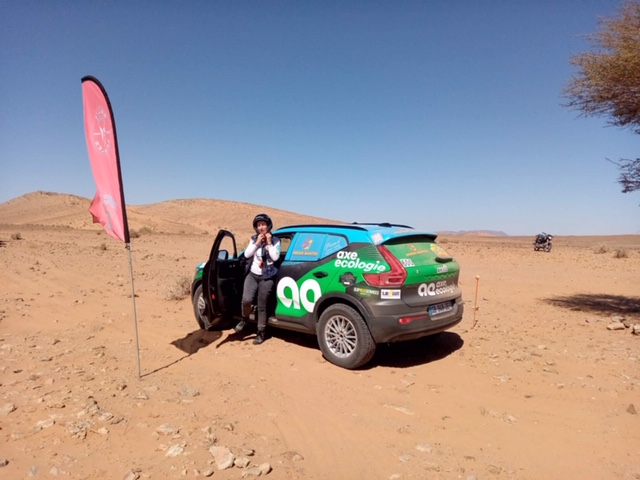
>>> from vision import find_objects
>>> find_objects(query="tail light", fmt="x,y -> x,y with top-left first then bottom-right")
363,245 -> 407,287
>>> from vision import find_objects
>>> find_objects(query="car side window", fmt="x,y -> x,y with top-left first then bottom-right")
287,233 -> 347,262
277,235 -> 292,257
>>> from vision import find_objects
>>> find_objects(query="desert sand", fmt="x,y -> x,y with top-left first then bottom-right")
1,191 -> 639,480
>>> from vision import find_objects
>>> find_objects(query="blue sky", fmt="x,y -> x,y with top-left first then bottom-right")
1,1 -> 638,236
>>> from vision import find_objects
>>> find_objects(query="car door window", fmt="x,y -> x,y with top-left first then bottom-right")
287,233 -> 347,262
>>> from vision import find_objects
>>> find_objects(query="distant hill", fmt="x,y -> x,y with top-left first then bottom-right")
0,191 -> 336,236
437,230 -> 509,237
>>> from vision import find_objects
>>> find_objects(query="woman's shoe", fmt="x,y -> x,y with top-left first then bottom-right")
234,319 -> 246,333
253,330 -> 266,345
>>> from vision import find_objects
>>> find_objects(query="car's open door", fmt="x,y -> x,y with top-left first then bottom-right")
202,230 -> 246,323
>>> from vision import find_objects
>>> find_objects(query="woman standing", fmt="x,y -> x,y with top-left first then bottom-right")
234,213 -> 281,344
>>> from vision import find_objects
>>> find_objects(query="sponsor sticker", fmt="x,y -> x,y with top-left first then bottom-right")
430,244 -> 450,258
381,289 -> 401,299
353,286 -> 379,297
418,280 -> 455,297
334,251 -> 386,272
406,244 -> 430,257
400,258 -> 415,268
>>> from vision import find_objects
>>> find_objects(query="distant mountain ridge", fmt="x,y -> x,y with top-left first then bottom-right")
438,230 -> 509,237
0,191 -> 511,237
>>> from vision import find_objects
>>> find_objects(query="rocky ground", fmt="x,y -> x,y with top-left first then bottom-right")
1,197 -> 639,479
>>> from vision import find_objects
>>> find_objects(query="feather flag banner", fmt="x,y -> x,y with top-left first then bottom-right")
82,76 -> 130,243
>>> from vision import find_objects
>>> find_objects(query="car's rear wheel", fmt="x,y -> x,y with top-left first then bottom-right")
317,304 -> 376,369
193,284 -> 215,331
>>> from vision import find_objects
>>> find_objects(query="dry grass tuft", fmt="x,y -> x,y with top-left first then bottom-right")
593,244 -> 609,254
613,248 -> 628,259
166,275 -> 192,301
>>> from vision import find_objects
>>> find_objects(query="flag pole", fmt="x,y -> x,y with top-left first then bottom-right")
82,75 -> 142,379
126,243 -> 142,378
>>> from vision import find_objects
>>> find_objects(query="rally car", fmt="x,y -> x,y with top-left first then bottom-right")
191,223 -> 464,369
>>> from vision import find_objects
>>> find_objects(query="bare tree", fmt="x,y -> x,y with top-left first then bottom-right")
563,1 -> 640,193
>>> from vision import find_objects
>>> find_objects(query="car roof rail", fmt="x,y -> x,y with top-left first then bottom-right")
351,222 -> 414,229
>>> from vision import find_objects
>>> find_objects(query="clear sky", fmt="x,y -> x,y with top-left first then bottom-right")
1,1 -> 638,236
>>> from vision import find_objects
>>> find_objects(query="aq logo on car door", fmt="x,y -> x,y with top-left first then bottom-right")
274,232 -> 347,317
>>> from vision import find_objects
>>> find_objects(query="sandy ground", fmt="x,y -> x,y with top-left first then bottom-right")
1,192 -> 639,480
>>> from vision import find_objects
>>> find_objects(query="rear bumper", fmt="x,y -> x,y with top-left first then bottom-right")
365,295 -> 465,343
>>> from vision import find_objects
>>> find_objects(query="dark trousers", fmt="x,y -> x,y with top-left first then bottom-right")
241,272 -> 274,331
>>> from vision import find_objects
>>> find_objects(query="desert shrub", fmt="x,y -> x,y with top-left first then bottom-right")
129,230 -> 140,239
11,232 -> 22,240
613,248 -> 628,259
166,275 -> 191,301
593,244 -> 609,254
139,226 -> 153,235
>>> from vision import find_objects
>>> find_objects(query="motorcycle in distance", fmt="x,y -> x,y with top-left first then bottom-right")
533,232 -> 553,252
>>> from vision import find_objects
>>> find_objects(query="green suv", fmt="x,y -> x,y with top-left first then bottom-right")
191,223 -> 464,369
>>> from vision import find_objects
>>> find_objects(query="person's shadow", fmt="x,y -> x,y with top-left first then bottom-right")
171,329 -> 222,354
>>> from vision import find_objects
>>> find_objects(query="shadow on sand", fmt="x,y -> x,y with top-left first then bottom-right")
157,327 -> 463,374
368,332 -> 464,369
217,327 -> 463,370
544,293 -> 640,316
142,330 -> 223,378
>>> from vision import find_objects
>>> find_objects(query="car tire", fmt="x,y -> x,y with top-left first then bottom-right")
193,284 -> 215,331
317,304 -> 376,369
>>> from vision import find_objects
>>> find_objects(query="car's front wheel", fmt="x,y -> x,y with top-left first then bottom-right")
317,304 -> 376,369
193,284 -> 215,331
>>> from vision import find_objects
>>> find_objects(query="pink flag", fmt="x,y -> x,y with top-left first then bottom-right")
82,76 -> 130,243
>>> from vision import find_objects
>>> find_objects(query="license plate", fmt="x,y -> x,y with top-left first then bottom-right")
428,301 -> 452,317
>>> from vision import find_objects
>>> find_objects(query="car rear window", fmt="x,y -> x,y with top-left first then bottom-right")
384,237 -> 451,268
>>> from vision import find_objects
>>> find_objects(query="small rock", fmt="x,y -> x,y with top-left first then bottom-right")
607,323 -> 626,331
156,423 -> 179,436
241,466 -> 262,478
122,470 -> 141,480
415,443 -> 432,453
627,404 -> 637,415
234,456 -> 251,468
209,445 -> 235,470
180,386 -> 200,397
165,444 -> 185,457
202,469 -> 214,477
0,458 -> 8,467
0,403 -> 16,416
34,418 -> 55,431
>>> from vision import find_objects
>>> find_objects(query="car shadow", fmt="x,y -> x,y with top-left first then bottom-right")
224,327 -> 464,370
543,293 -> 640,315
166,326 -> 463,370
367,332 -> 464,369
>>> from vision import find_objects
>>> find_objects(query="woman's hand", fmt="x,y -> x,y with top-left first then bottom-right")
265,232 -> 272,245
255,233 -> 266,245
